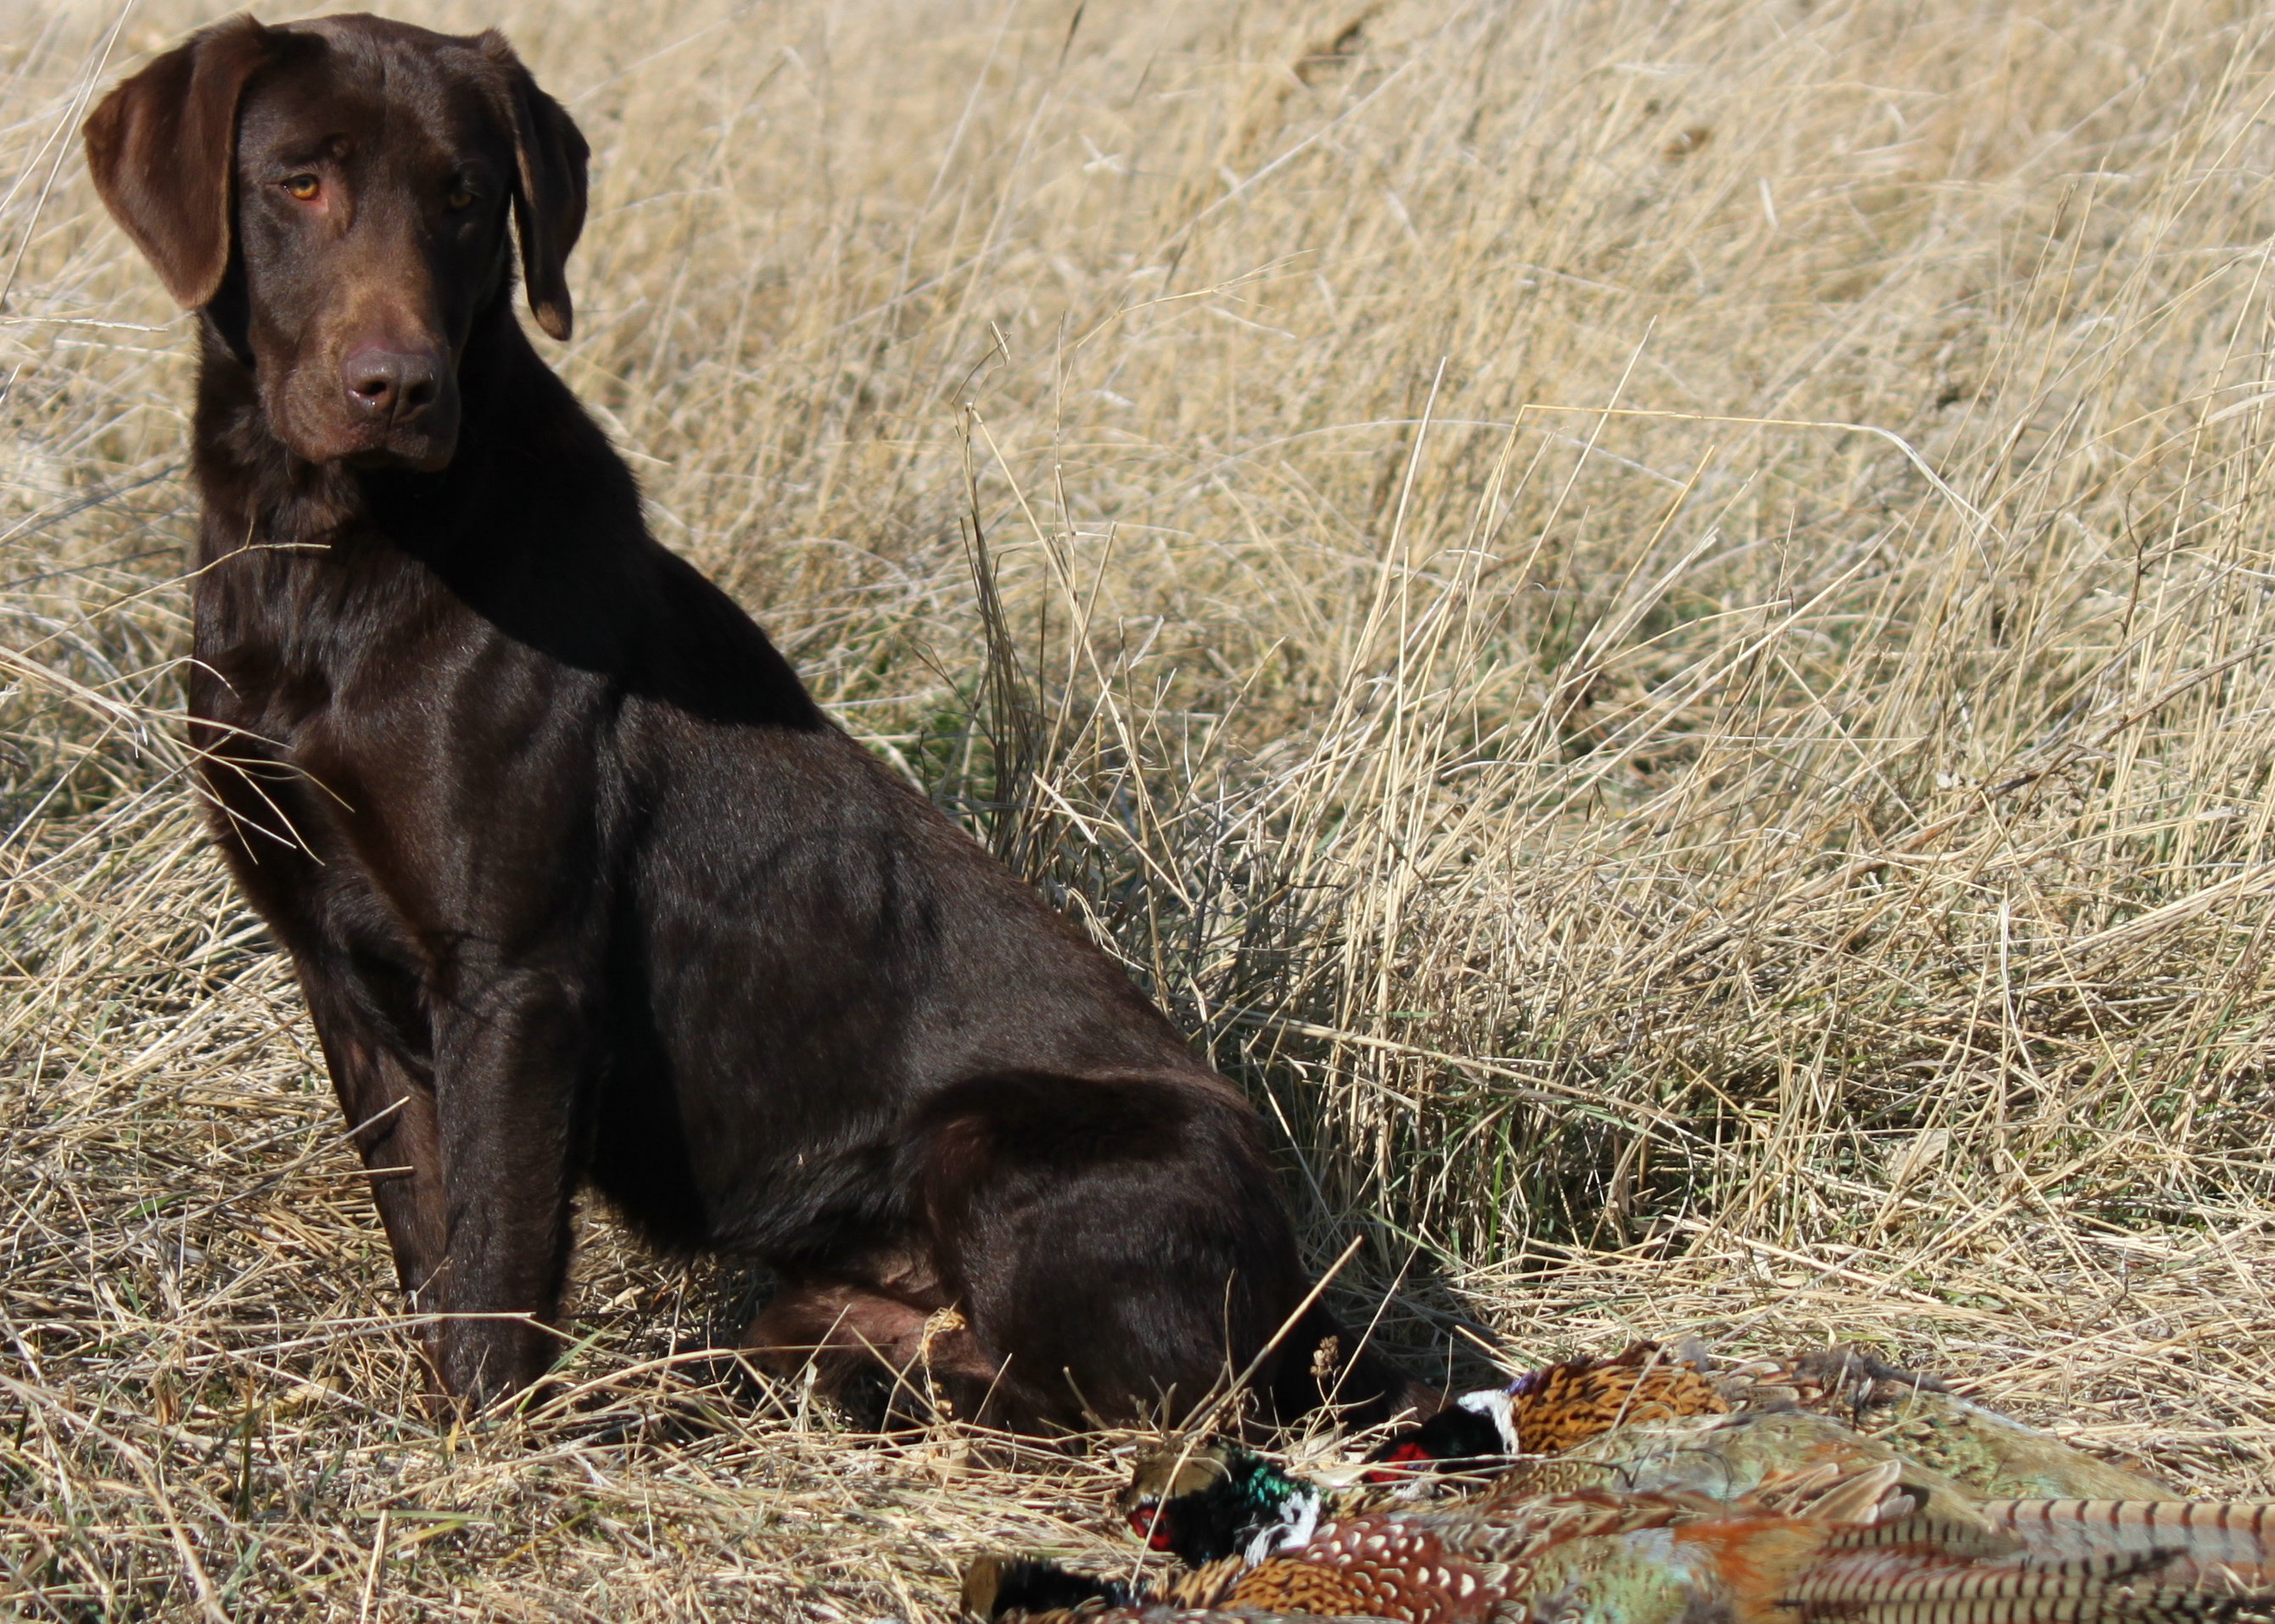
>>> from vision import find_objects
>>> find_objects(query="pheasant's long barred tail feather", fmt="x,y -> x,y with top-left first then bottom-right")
1980,1503 -> 2275,1572
1791,1551 -> 2187,1610
1786,1590 -> 2275,1624
1788,1500 -> 2275,1624
1824,1516 -> 2027,1563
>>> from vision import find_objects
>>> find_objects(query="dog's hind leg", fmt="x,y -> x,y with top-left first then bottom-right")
745,1276 -> 1003,1426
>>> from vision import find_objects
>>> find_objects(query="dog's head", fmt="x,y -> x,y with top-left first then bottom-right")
83,13 -> 589,470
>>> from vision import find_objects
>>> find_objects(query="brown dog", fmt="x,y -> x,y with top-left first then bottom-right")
82,14 -> 1428,1433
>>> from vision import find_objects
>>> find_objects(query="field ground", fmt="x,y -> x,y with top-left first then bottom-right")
10,0 -> 2275,1616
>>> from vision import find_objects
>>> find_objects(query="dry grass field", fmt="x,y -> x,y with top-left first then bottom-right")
9,0 -> 2275,1616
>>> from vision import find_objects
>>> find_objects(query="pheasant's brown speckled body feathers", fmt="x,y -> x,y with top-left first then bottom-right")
1510,1341 -> 1735,1454
1365,1342 -> 1732,1482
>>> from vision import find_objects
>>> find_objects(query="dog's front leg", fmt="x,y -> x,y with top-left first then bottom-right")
427,966 -> 590,1408
299,980 -> 450,1321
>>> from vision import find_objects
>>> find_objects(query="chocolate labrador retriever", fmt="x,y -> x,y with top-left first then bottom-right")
82,13 -> 1426,1432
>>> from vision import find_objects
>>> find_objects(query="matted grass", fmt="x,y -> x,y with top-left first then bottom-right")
8,0 -> 2275,1616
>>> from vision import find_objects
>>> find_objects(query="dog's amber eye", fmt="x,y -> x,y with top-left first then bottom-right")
283,174 -> 321,201
446,185 -> 476,210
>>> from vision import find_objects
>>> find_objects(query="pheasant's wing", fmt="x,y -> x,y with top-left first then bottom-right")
1705,1348 -> 2172,1501
1869,1397 -> 2174,1500
1708,1347 -> 1941,1416
1521,1409 -> 1997,1533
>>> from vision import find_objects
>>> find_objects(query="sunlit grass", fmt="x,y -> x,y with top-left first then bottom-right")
8,0 -> 2275,1616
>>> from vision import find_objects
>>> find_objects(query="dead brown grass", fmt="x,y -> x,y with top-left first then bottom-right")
11,0 -> 2275,1616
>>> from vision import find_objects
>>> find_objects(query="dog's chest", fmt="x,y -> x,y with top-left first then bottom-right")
189,572 -> 610,963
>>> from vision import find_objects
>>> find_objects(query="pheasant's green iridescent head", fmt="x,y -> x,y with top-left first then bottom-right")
1118,1439 -> 1322,1567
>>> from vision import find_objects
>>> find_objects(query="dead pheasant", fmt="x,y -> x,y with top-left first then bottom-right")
972,1448 -> 2275,1624
1366,1342 -> 2170,1502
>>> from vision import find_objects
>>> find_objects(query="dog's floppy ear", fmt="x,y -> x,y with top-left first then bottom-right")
478,32 -> 589,343
82,16 -> 280,310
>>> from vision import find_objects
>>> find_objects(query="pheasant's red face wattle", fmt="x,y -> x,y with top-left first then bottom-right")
1128,1506 -> 1173,1550
1361,1439 -> 1435,1485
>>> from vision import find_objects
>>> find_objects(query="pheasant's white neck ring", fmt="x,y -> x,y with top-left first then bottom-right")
1245,1484 -> 1323,1565
1458,1387 -> 1521,1454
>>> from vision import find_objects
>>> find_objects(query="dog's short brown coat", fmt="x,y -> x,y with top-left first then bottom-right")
83,12 -> 1424,1431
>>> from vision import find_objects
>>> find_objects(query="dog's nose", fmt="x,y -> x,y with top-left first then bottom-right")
343,342 -> 443,424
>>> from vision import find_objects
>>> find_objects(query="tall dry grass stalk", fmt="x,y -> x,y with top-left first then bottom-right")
9,0 -> 2275,1616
